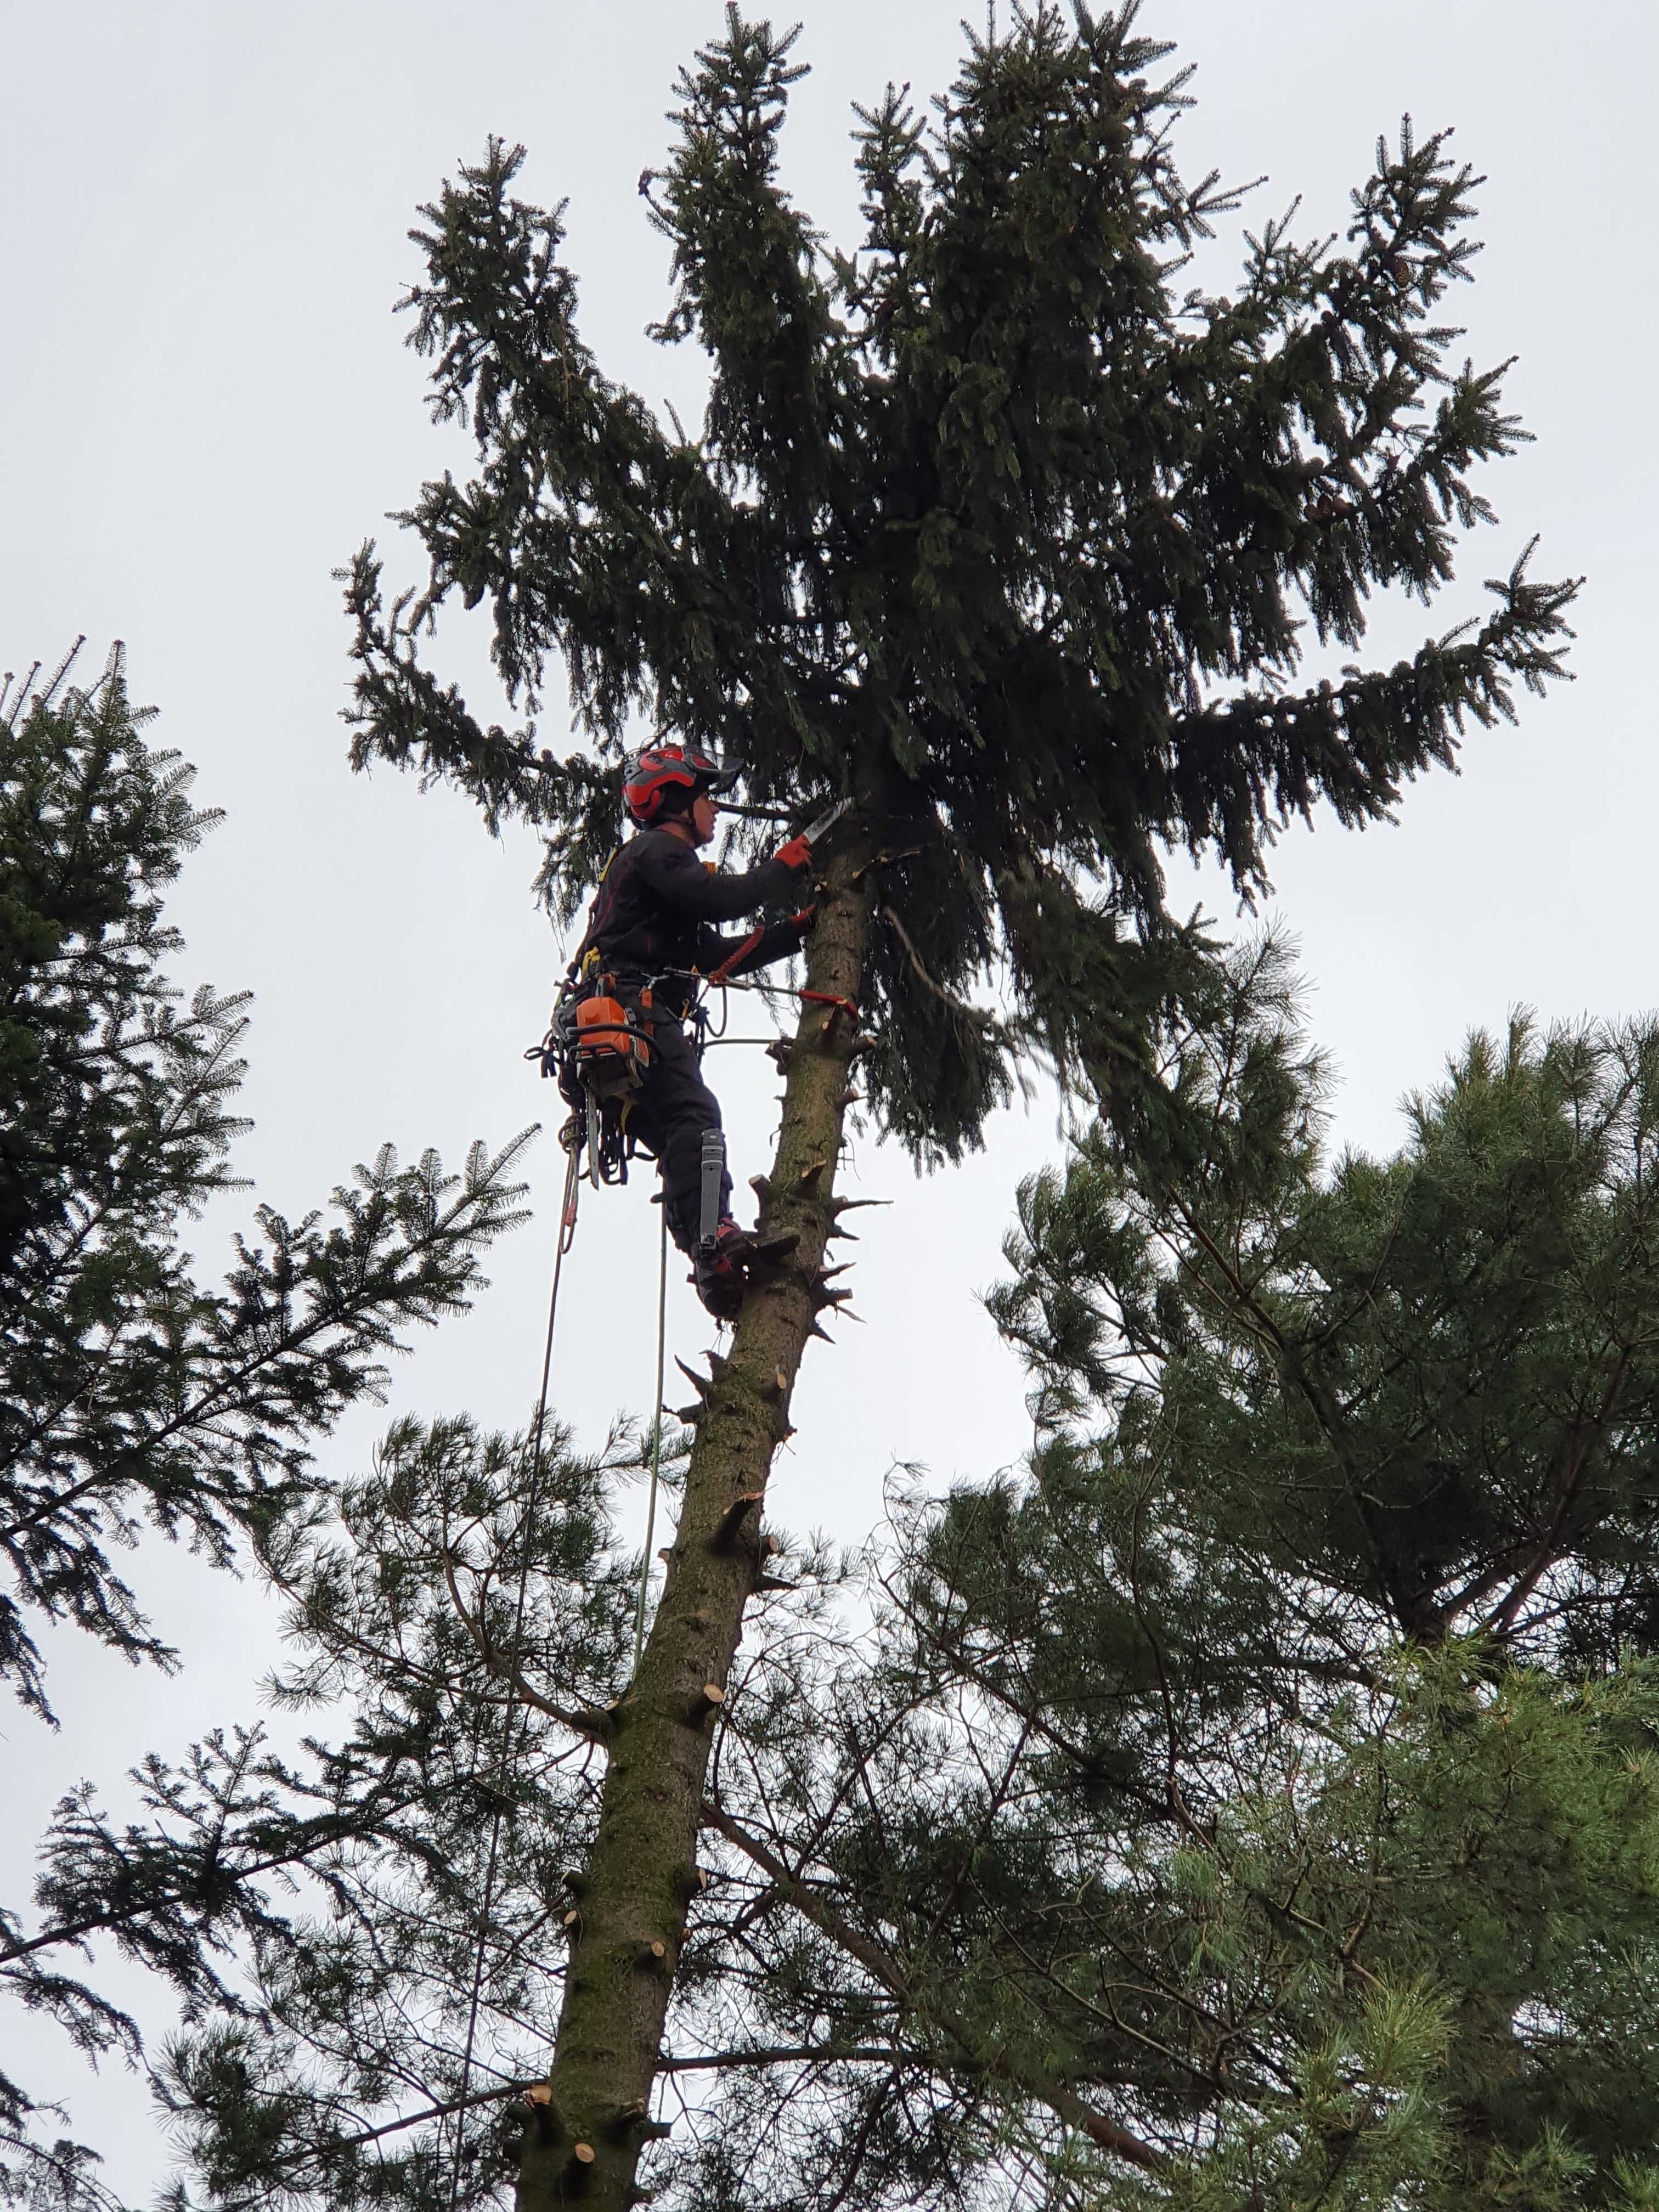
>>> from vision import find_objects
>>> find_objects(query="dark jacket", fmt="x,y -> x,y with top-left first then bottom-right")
572,829 -> 802,994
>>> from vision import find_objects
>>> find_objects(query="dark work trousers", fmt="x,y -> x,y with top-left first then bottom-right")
626,1012 -> 731,1255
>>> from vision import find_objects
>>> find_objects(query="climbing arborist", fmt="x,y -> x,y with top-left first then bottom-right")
566,741 -> 814,1319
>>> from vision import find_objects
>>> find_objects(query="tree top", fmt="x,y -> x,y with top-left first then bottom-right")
346,2 -> 1577,1160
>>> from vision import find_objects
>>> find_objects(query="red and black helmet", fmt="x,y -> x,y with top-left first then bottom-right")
621,741 -> 737,827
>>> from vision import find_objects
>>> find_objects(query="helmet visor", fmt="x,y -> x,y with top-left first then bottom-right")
684,744 -> 738,794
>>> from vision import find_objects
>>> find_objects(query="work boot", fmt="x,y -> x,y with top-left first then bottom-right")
693,1217 -> 754,1322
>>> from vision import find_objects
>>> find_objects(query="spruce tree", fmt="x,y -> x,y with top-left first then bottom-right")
0,644 -> 528,2200
336,9 -> 1576,2209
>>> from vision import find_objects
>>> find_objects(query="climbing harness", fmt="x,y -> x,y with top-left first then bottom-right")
536,966 -> 659,1189
526,954 -> 843,1335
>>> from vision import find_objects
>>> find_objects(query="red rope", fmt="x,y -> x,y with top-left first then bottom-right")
799,990 -> 857,1019
704,927 -> 765,989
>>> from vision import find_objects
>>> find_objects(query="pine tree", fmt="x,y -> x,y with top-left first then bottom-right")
781,943 -> 1659,2211
0,644 -> 529,2200
334,9 -> 1576,2209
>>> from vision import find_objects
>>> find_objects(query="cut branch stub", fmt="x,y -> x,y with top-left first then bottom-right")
607,2101 -> 672,2146
708,1491 -> 764,1552
519,2084 -> 564,2151
673,1356 -> 713,1400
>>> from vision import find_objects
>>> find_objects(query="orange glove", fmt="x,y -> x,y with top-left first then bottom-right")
774,834 -> 812,871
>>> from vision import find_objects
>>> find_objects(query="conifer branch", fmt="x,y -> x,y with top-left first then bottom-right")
701,1798 -> 910,1996
879,906 -> 1011,1040
657,2044 -> 907,2074
702,1795 -> 1170,2172
438,1548 -> 612,1740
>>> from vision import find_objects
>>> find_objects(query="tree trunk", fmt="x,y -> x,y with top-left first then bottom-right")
515,828 -> 873,2212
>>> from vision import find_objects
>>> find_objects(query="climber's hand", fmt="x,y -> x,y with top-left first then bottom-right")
774,834 -> 812,872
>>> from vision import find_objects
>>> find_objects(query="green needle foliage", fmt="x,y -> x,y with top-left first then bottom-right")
792,943 -> 1659,2211
0,645 -> 532,1720
5,1413 -> 651,2212
343,1 -> 1576,1158
0,645 -> 531,2206
125,944 -> 1659,2212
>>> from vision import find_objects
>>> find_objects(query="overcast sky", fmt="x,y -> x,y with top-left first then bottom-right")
4,0 -> 1656,2196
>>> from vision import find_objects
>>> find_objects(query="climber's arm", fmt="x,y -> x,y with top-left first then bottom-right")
697,910 -> 814,984
633,834 -> 801,924
724,914 -> 814,978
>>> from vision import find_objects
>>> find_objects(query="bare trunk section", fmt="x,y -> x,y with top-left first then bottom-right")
515,831 -> 873,2212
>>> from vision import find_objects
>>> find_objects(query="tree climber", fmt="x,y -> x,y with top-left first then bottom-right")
567,742 -> 814,1318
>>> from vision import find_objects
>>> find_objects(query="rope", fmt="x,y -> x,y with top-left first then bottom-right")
446,1143 -> 580,2211
634,1198 -> 670,1674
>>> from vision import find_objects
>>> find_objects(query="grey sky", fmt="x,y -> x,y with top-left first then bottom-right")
4,0 -> 1656,2196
